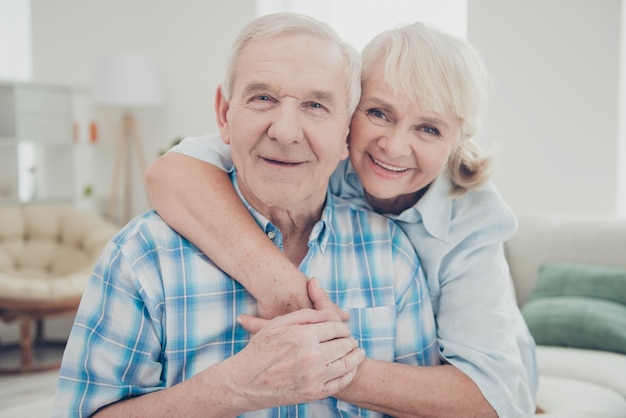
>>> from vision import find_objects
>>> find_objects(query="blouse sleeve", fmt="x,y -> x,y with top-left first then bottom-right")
421,186 -> 537,417
169,133 -> 234,172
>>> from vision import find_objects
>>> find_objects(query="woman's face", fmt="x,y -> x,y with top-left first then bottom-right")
348,68 -> 464,214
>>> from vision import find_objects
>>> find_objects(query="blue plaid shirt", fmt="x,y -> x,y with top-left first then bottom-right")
53,178 -> 439,418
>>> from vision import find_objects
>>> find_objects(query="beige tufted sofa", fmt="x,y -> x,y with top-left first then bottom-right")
0,204 -> 118,373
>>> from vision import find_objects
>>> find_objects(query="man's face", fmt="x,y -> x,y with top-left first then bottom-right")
216,34 -> 351,215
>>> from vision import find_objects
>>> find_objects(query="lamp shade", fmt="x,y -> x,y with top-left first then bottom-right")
93,53 -> 163,108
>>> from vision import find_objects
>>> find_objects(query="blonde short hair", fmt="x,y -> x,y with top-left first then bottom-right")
361,22 -> 493,194
222,13 -> 361,115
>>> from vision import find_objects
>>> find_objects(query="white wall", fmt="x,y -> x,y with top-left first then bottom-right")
468,0 -> 624,215
27,0 -> 626,218
0,0 -> 32,81
30,0 -> 256,218
619,0 -> 626,215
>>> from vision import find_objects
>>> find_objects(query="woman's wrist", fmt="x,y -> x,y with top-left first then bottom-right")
247,262 -> 311,318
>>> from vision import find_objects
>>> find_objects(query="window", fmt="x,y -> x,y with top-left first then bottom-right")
0,0 -> 32,81
256,0 -> 468,50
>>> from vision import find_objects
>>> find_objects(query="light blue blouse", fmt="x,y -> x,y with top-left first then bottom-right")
171,134 -> 539,417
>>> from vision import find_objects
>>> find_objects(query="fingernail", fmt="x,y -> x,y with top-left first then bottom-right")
311,277 -> 320,289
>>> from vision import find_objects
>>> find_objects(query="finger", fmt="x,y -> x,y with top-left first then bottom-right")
322,347 -> 366,395
237,314 -> 268,335
237,309 -> 350,341
262,307 -> 339,328
307,278 -> 350,322
319,336 -> 361,371
240,309 -> 351,342
309,319 -> 353,343
326,367 -> 357,395
325,346 -> 365,380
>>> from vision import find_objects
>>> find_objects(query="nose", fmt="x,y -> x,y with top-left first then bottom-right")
267,102 -> 304,145
377,127 -> 412,158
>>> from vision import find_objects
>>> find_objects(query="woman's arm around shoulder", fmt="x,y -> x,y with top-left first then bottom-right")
145,147 -> 312,318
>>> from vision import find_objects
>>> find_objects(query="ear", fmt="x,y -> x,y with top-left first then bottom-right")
214,84 -> 231,144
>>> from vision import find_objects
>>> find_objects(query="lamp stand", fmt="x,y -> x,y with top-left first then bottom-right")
107,112 -> 148,225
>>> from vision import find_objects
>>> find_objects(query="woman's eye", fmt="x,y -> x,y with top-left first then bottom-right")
254,95 -> 271,102
421,126 -> 441,136
368,109 -> 387,120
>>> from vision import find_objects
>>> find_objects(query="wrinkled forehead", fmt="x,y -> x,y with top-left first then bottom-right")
234,34 -> 350,107
237,33 -> 344,76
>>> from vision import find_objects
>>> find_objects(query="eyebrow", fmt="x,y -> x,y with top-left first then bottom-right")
310,90 -> 337,107
362,96 -> 393,109
242,82 -> 272,97
419,116 -> 450,129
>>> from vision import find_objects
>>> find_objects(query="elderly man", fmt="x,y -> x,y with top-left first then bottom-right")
53,13 -> 439,417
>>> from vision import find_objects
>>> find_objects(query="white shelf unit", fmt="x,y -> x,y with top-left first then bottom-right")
73,142 -> 115,214
0,81 -> 74,204
0,81 -> 115,211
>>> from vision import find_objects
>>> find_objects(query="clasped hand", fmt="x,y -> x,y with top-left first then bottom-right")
229,278 -> 364,411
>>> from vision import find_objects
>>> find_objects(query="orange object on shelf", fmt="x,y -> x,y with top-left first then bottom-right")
89,122 -> 98,143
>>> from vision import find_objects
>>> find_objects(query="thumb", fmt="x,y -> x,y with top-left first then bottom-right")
237,314 -> 269,335
307,277 -> 350,322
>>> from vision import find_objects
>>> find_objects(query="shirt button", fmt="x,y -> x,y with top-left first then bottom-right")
267,231 -> 276,240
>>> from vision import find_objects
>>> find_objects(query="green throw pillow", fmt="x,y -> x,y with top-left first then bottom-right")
522,262 -> 626,355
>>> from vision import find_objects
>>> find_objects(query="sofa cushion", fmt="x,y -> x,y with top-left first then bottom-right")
522,263 -> 626,354
537,345 -> 626,398
0,205 -> 118,301
528,263 -> 626,304
505,213 -> 626,306
523,297 -> 626,354
536,375 -> 626,418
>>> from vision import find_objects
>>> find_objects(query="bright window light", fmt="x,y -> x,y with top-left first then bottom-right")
0,0 -> 32,81
256,0 -> 468,51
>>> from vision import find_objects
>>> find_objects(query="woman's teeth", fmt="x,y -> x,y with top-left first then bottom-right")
371,155 -> 409,172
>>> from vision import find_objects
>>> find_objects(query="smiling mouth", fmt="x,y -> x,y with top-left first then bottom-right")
262,157 -> 303,166
369,154 -> 409,173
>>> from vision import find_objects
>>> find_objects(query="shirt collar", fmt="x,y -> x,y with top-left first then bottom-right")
412,173 -> 452,242
345,161 -> 361,186
346,162 -> 452,242
231,170 -> 331,252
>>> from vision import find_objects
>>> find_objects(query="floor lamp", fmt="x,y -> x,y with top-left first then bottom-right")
93,53 -> 163,225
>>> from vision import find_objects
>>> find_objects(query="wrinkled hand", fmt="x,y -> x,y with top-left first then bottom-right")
232,308 -> 364,411
240,278 -> 350,336
255,276 -> 349,322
